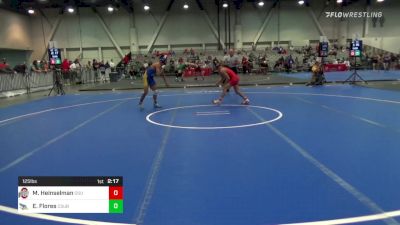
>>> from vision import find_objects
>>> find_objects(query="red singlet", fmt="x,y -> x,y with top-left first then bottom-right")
224,67 -> 239,86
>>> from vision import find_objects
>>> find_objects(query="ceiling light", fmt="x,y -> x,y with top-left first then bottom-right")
258,1 -> 264,6
183,3 -> 189,9
144,5 -> 150,11
28,9 -> 35,14
298,0 -> 305,5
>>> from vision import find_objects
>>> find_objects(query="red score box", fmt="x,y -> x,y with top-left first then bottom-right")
109,186 -> 123,200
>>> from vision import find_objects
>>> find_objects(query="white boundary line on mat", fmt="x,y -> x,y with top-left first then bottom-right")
280,209 -> 400,225
1,91 -> 399,125
146,104 -> 283,129
1,90 -> 400,224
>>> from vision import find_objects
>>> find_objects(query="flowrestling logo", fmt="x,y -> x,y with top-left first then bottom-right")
325,11 -> 383,18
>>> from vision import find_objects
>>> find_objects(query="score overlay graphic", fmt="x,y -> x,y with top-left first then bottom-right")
18,176 -> 123,213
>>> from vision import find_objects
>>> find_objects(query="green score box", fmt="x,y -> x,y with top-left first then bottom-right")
109,200 -> 123,213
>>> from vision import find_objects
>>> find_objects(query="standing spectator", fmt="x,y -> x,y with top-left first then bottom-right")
61,59 -> 69,72
92,59 -> 99,82
70,59 -> 81,83
31,60 -> 42,73
69,61 -> 77,84
0,58 -> 14,73
194,60 -> 204,81
306,60 -> 325,86
123,53 -> 131,65
0,58 -> 7,71
251,43 -> 256,51
61,59 -> 70,83
295,57 -> 300,70
397,54 -> 400,69
372,55 -> 378,70
212,57 -> 219,72
42,60 -> 49,73
224,49 -> 240,74
383,54 -> 391,71
13,62 -> 27,74
99,60 -> 106,82
344,58 -> 351,68
86,61 -> 91,70
109,59 -> 115,72
390,53 -> 397,70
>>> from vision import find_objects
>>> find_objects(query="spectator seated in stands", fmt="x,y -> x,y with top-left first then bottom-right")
306,60 -> 325,86
273,57 -> 285,72
129,60 -> 143,80
248,52 -> 256,62
329,49 -> 337,56
383,54 -> 391,71
284,55 -> 294,73
258,60 -> 269,74
242,56 -> 251,74
344,59 -> 351,68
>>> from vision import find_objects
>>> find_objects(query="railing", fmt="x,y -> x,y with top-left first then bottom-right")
0,68 -> 120,94
0,72 -> 55,93
0,72 -> 27,92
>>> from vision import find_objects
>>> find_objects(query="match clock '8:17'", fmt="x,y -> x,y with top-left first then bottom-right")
107,178 -> 120,184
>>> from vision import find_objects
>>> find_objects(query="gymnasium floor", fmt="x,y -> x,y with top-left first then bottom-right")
0,84 -> 400,225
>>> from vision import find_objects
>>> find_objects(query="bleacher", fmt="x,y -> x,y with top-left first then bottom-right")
2,44 -> 399,97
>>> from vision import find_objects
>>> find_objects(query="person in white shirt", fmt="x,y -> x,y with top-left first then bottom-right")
69,59 -> 81,83
109,59 -> 115,71
344,60 -> 351,68
69,62 -> 77,70
224,49 -> 240,73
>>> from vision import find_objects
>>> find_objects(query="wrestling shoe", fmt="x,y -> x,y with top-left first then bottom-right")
212,99 -> 222,105
241,98 -> 250,105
